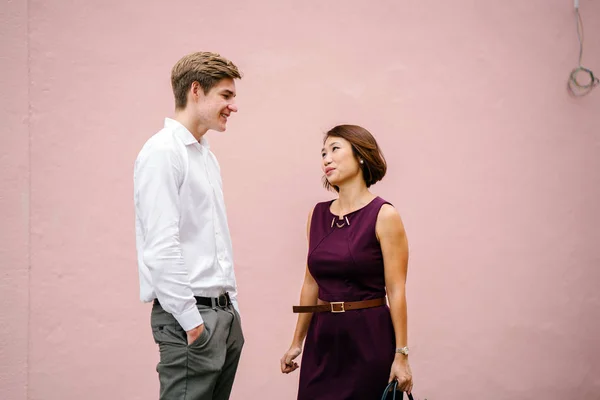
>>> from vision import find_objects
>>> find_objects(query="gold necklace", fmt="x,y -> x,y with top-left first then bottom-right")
331,216 -> 351,228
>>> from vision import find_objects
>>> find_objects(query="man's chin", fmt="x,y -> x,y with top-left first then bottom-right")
212,124 -> 227,133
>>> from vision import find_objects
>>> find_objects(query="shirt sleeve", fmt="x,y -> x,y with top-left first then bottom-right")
135,144 -> 203,331
229,286 -> 240,317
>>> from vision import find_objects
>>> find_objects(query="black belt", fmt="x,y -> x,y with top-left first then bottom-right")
154,293 -> 232,308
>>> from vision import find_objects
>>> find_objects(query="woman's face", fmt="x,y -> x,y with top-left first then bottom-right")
321,136 -> 362,188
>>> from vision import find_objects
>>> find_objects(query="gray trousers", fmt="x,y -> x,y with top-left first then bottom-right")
151,302 -> 244,400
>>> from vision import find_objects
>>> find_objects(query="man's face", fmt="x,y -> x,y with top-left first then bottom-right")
194,78 -> 238,132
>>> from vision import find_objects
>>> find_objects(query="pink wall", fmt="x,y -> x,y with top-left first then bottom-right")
1,0 -> 599,399
0,0 -> 29,399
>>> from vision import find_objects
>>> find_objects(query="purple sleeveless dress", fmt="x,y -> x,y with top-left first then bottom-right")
298,196 -> 396,400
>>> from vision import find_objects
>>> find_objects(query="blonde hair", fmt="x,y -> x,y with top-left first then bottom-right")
171,52 -> 242,109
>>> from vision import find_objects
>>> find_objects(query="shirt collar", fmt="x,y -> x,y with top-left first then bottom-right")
164,118 -> 210,150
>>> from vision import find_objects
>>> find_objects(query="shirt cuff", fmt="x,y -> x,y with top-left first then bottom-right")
173,306 -> 203,331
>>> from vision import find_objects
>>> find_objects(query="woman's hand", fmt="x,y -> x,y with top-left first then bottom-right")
280,345 -> 302,374
389,355 -> 413,393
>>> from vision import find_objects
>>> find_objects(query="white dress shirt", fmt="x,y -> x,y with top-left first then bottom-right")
134,118 -> 239,331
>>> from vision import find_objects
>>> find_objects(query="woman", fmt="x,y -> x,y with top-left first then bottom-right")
280,125 -> 413,399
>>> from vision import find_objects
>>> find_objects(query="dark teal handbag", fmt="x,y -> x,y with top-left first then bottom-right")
380,380 -> 414,400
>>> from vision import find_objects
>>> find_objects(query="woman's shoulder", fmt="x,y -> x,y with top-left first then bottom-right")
373,195 -> 393,207
306,199 -> 335,235
374,196 -> 400,217
312,198 -> 335,213
374,198 -> 405,237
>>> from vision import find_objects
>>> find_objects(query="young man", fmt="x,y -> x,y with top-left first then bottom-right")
134,52 -> 244,400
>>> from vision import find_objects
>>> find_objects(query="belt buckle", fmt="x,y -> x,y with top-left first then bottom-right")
217,294 -> 228,308
330,302 -> 345,313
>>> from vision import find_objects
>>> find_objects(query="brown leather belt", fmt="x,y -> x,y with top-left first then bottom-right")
292,297 -> 386,313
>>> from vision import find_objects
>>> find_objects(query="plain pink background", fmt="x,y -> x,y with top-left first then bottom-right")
2,0 -> 600,399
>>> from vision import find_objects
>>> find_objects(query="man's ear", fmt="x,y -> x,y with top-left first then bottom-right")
189,81 -> 203,103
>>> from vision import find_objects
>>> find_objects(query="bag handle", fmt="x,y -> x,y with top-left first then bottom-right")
380,380 -> 415,400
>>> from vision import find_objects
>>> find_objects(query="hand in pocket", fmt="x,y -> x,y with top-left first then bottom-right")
186,324 -> 205,345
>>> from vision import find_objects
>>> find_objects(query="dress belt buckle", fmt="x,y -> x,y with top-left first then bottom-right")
217,294 -> 229,308
330,302 -> 345,313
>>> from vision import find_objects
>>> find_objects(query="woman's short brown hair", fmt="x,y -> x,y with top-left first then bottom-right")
171,51 -> 242,109
323,125 -> 387,192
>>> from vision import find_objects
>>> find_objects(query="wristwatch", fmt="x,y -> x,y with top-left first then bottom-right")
395,346 -> 409,356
